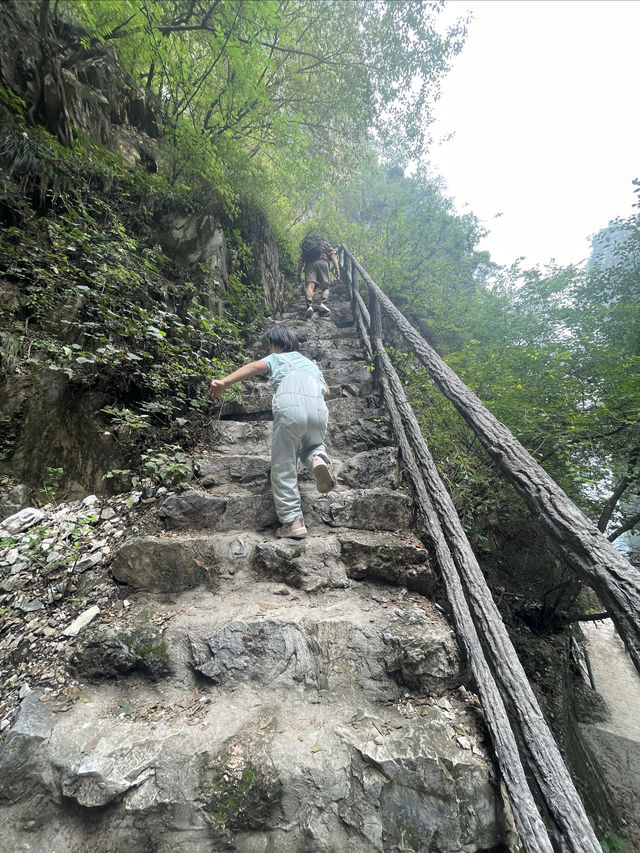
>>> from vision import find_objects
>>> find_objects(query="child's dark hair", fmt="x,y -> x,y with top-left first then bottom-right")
261,325 -> 300,353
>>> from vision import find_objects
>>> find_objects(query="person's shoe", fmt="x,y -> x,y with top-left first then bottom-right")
312,456 -> 336,494
318,301 -> 331,316
305,304 -> 314,320
276,517 -> 307,539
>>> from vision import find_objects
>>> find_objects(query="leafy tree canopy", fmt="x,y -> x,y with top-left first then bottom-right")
59,0 -> 466,220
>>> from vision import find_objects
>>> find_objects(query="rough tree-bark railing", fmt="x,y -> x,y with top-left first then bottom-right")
340,247 -> 640,676
339,247 -> 603,853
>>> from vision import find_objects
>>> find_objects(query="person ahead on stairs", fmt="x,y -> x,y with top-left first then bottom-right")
297,232 -> 340,320
208,324 -> 336,539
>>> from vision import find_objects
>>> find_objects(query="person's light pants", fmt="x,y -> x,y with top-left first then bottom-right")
271,370 -> 330,523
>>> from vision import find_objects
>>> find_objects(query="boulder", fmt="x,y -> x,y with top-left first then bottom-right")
0,484 -> 30,522
338,530 -> 436,594
339,447 -> 401,490
111,535 -> 216,591
70,625 -> 170,681
254,536 -> 348,591
0,506 -> 44,536
308,488 -> 414,531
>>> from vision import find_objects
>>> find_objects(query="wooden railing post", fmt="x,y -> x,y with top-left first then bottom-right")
350,257 -> 359,320
338,246 -> 348,293
369,286 -> 383,388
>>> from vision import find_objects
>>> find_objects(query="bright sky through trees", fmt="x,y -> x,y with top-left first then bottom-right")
430,0 -> 640,269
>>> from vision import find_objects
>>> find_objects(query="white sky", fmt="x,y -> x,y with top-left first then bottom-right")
428,0 -> 640,269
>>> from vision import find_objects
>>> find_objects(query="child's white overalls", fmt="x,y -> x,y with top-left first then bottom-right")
270,356 -> 330,523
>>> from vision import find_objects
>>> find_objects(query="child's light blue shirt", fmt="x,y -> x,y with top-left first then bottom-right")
263,351 -> 326,394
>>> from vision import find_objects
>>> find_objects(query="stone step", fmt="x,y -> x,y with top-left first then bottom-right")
323,361 -> 375,397
258,317 -> 358,349
154,485 -> 414,536
254,529 -> 436,594
208,410 -> 392,455
193,453 -> 272,490
2,691 -> 497,852
215,379 -> 377,420
111,531 -> 263,591
275,299 -> 354,329
327,414 -> 392,451
326,397 -> 380,424
309,339 -> 365,367
247,334 -> 364,370
189,585 -> 457,699
68,580 -> 456,699
1,592 -> 498,853
208,419 -> 272,454
111,524 -> 429,597
212,364 -> 376,422
191,446 -> 400,493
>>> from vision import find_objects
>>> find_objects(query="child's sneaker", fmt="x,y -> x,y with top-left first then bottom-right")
318,301 -> 331,316
305,304 -> 314,320
312,457 -> 335,494
276,517 -> 307,539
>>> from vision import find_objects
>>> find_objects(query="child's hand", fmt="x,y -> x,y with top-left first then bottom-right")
209,379 -> 226,399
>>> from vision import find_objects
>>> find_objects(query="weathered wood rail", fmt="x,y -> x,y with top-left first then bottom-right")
338,246 -> 614,853
340,248 -> 640,674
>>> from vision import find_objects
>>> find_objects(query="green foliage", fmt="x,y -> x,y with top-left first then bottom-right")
141,445 -> 191,486
40,466 -> 64,503
0,127 -> 241,384
310,158 -> 491,351
338,161 -> 640,544
0,119 -> 248,486
599,829 -> 631,853
58,0 -> 466,239
441,219 -> 640,531
0,87 -> 27,122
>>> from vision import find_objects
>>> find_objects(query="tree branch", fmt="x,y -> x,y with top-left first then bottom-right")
598,443 -> 640,532
598,475 -> 632,532
573,612 -> 610,623
608,510 -> 640,543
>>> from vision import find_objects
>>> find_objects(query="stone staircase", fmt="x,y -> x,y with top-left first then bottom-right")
0,281 -> 510,852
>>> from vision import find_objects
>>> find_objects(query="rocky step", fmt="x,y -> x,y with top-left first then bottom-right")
71,580 -> 456,698
259,315 -> 359,347
216,379 -> 377,419
322,361 -> 375,397
151,486 -> 414,537
192,446 -> 402,492
275,298 -> 355,328
249,332 -> 365,369
0,655 -> 499,853
308,338 -> 366,368
110,528 -> 434,594
208,413 -> 392,455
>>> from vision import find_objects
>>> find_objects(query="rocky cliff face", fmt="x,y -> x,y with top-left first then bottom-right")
0,0 -> 285,495
0,280 -> 509,852
0,0 -> 286,313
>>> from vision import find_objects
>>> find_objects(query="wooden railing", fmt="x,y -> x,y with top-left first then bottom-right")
338,245 -> 617,853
